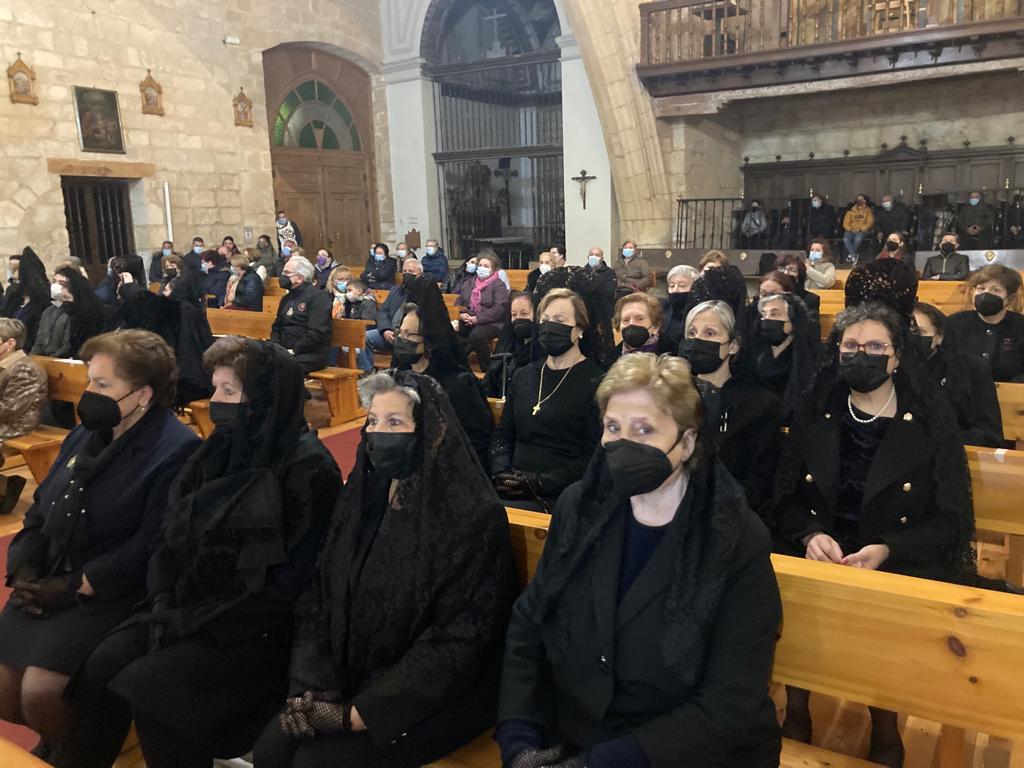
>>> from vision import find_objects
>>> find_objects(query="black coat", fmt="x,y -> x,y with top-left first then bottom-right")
0,409 -> 200,672
230,269 -> 265,311
270,282 -> 333,372
921,252 -> 970,281
428,364 -> 493,472
361,256 -> 397,290
946,310 -> 1024,382
698,377 -> 782,518
774,384 -> 972,581
926,346 -> 1003,448
873,202 -> 913,239
499,455 -> 782,768
203,267 -> 231,308
806,203 -> 837,239
375,284 -> 408,333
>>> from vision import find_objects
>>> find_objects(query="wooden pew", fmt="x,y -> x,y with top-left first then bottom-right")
997,382 -> 1024,447
200,310 -> 369,431
812,282 -> 970,317
0,737 -> 49,767
430,512 -> 1024,768
3,358 -> 87,483
969,444 -> 1024,585
506,269 -> 530,291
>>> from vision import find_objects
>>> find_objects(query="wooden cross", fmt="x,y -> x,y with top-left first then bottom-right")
571,169 -> 597,210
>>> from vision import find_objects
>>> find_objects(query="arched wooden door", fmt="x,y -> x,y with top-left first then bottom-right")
263,45 -> 378,261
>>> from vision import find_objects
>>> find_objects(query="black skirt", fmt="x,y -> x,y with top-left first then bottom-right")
0,593 -> 136,675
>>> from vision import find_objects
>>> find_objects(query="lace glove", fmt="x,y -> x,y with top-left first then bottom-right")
280,691 -> 350,739
11,575 -> 79,618
509,746 -> 576,768
494,470 -> 532,500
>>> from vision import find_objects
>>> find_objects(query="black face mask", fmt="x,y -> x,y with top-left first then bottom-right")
393,337 -> 423,368
538,321 -> 575,357
668,292 -> 689,309
838,351 -> 891,394
939,242 -> 956,255
366,431 -> 418,479
681,337 -> 727,375
910,334 -> 935,358
975,292 -> 1005,317
621,325 -> 651,349
76,390 -> 136,431
278,276 -> 292,291
604,437 -> 682,497
759,318 -> 789,346
165,268 -> 178,277
210,401 -> 245,431
511,319 -> 534,341
885,240 -> 900,252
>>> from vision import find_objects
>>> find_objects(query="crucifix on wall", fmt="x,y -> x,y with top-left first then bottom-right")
572,169 -> 597,210
483,6 -> 507,58
494,159 -> 518,225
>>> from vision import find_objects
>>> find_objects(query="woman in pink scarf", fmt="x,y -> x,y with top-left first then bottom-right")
456,249 -> 510,370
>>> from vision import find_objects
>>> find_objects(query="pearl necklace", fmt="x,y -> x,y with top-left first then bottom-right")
847,383 -> 895,424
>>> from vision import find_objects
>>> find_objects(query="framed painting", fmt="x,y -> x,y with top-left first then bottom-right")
73,86 -> 125,154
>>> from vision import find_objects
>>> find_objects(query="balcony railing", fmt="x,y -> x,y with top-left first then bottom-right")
641,0 -> 1022,65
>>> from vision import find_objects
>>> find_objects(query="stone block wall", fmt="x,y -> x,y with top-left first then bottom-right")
0,0 -> 394,270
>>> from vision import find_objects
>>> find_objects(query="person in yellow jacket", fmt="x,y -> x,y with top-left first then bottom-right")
842,195 -> 874,264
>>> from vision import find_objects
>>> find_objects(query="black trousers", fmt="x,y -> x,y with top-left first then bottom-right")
61,623 -> 290,768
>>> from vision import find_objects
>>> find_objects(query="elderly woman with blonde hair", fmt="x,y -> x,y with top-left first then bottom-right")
496,352 -> 782,768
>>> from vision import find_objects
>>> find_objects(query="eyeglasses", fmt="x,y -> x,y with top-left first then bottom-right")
839,340 -> 893,356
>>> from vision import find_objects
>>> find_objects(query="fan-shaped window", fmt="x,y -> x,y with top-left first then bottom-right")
272,80 -> 361,151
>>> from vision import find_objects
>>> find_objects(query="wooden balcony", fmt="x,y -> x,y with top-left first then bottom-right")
638,0 -> 1024,96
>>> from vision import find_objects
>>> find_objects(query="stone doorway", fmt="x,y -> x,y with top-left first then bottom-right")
263,45 -> 379,263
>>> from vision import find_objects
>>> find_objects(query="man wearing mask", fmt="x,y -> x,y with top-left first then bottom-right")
184,237 -> 205,274
1006,191 -> 1024,248
957,191 -> 994,250
872,195 -> 913,248
922,233 -> 970,281
275,209 -> 302,251
806,195 -> 837,240
148,241 -> 176,284
270,255 -> 332,375
585,247 -> 617,302
363,258 -> 425,370
420,238 -> 449,283
740,200 -> 770,247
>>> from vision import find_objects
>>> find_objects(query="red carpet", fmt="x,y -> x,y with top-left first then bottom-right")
321,427 -> 362,480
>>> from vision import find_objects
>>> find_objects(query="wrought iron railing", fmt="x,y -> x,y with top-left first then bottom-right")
641,0 -> 1023,65
676,195 -> 1024,253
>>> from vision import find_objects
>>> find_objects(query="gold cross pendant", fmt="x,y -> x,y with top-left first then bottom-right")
532,404 -> 541,416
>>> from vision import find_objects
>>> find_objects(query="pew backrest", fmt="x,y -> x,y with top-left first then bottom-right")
30,356 -> 89,405
205,309 -> 372,354
997,382 -> 1024,444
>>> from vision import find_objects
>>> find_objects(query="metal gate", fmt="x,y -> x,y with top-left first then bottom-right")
62,177 -> 135,268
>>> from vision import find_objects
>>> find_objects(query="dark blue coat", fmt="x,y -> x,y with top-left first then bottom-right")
229,269 -> 264,311
420,248 -> 449,283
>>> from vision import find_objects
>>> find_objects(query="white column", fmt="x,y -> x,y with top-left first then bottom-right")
558,34 -> 614,265
383,57 -> 442,246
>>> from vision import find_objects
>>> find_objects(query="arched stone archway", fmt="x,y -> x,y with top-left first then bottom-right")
263,44 -> 379,260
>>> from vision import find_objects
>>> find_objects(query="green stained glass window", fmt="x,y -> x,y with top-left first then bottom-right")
271,79 -> 361,151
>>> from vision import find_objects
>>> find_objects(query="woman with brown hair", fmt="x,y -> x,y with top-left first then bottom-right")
803,238 -> 836,289
946,264 -> 1024,381
224,253 -> 265,311
0,330 -> 200,762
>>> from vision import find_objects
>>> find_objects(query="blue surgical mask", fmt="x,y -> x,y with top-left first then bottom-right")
281,245 -> 292,257
193,245 -> 202,255
476,265 -> 492,279
425,246 -> 436,256
200,262 -> 210,273
161,248 -> 172,258
970,198 -> 980,206
397,249 -> 407,258
882,202 -> 893,211
335,280 -> 347,292
374,252 -> 385,262
277,217 -> 287,226
369,248 -> 375,258
622,248 -> 634,259
588,255 -> 601,268
809,250 -> 823,262
811,200 -> 822,209
466,262 -> 477,274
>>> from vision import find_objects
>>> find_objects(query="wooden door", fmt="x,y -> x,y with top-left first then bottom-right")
886,168 -> 917,201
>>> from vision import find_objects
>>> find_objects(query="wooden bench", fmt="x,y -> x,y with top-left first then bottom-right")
199,311 -> 370,431
812,281 -> 969,317
506,269 -> 530,291
0,737 -> 48,767
429,510 -> 1024,768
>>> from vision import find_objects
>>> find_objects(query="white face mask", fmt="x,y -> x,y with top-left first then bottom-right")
50,282 -> 64,302
538,263 -> 552,275
476,265 -> 493,279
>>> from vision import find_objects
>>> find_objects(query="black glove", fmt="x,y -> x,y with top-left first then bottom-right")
280,691 -> 349,739
147,592 -> 177,651
509,746 -> 580,768
12,576 -> 79,618
494,470 -> 531,500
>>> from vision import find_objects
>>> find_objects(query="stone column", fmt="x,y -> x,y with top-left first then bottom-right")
383,57 -> 442,248
558,34 -> 615,265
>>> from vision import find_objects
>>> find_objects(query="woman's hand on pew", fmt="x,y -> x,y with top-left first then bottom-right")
803,533 -> 844,564
841,543 -> 890,570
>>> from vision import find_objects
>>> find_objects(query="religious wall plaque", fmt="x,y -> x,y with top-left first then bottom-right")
72,86 -> 125,154
8,53 -> 37,105
139,69 -> 164,116
233,86 -> 254,127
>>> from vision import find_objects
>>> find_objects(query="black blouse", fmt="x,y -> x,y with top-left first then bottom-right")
835,405 -> 890,553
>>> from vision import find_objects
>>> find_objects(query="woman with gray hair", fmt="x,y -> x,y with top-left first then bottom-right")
254,370 -> 518,768
0,318 -> 47,514
680,300 -> 782,519
660,264 -> 699,352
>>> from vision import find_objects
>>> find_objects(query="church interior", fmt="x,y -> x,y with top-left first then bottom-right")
1,0 -> 1024,767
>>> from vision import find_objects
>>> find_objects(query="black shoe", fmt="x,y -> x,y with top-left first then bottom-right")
0,475 -> 26,515
868,733 -> 905,767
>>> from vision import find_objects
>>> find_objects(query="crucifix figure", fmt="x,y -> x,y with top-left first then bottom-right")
494,161 -> 519,225
571,169 -> 597,210
483,7 -> 507,57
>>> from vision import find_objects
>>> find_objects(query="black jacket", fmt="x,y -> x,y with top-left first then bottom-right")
774,383 -> 973,581
428,364 -> 493,472
921,252 -> 970,281
806,203 -> 837,239
946,310 -> 1024,382
698,377 -> 782,519
499,453 -> 782,768
873,202 -> 913,239
203,267 -> 231,308
229,269 -> 264,311
926,346 -> 1003,448
374,284 -> 408,333
30,304 -> 71,358
270,282 -> 333,365
361,256 -> 397,290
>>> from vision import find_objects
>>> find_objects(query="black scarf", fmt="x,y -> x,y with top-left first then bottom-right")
39,408 -> 158,576
525,442 -> 749,686
160,342 -> 309,623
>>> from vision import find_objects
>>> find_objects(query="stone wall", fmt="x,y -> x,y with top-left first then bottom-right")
0,0 -> 394,270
